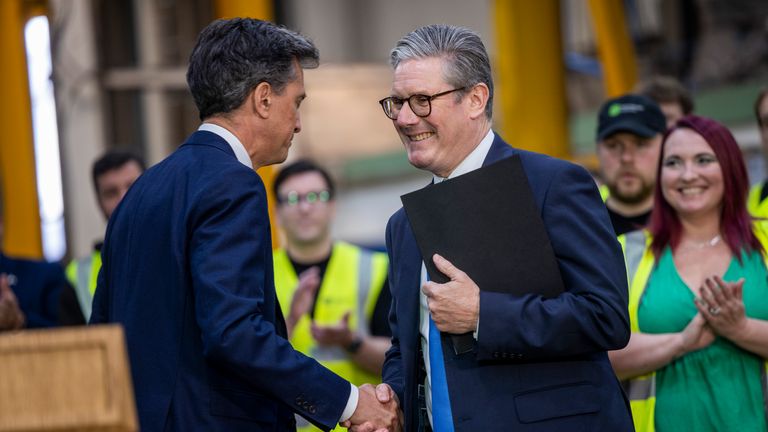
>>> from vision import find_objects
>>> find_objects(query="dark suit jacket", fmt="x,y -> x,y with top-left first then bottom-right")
91,131 -> 349,432
0,253 -> 74,328
383,134 -> 633,431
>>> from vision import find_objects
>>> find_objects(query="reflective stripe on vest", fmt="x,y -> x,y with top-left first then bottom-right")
621,228 -> 768,432
65,250 -> 101,322
599,184 -> 610,202
748,183 -> 768,220
619,230 -> 658,432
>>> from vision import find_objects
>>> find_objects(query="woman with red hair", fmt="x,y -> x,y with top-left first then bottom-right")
610,115 -> 768,432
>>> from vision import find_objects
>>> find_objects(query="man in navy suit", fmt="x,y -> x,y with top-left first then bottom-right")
370,25 -> 634,431
91,18 -> 398,432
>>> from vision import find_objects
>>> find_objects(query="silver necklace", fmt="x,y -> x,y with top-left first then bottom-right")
687,234 -> 722,249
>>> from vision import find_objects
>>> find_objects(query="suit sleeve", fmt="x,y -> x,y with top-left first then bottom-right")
476,161 -> 630,360
382,218 -> 405,403
190,170 -> 350,431
35,263 -> 71,327
89,264 -> 107,324
90,219 -> 115,325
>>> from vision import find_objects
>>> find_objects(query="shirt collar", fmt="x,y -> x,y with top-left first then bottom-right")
198,123 -> 253,169
433,128 -> 495,183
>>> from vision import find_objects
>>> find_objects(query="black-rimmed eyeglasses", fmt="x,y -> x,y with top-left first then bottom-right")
378,87 -> 466,120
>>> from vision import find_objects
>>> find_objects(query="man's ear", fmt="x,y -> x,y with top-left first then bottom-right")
467,83 -> 490,120
252,82 -> 272,118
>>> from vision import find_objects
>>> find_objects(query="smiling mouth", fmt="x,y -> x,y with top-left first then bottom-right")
408,132 -> 435,142
679,187 -> 706,195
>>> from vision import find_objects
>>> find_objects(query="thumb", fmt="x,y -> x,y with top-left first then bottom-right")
341,311 -> 351,326
375,383 -> 393,403
432,254 -> 463,280
689,312 -> 705,326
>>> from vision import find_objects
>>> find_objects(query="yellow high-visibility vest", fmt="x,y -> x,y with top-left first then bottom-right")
748,183 -> 768,219
619,228 -> 768,432
273,241 -> 388,432
65,249 -> 101,321
599,184 -> 610,202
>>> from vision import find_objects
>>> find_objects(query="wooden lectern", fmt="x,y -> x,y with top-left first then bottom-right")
0,324 -> 138,432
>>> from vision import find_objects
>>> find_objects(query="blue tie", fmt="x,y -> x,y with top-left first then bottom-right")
429,308 -> 454,431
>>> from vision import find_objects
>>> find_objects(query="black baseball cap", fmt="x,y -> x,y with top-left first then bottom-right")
596,94 -> 666,141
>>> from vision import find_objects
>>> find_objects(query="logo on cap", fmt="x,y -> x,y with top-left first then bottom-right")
609,103 -> 644,117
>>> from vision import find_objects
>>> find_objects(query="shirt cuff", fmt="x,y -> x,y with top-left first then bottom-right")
339,383 -> 358,423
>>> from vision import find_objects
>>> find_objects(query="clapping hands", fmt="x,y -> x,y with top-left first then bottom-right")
286,267 -> 321,336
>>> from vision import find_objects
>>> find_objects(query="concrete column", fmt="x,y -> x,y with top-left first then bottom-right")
52,0 -> 108,259
134,0 -> 172,166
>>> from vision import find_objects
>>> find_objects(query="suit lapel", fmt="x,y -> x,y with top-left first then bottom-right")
399,214 -> 423,345
482,132 -> 516,167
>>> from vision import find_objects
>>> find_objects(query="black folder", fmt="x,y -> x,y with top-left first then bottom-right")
401,155 -> 564,354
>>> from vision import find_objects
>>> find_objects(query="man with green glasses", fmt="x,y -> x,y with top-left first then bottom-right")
272,159 -> 393,432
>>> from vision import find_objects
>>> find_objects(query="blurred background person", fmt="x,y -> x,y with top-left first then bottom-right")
0,191 -> 82,327
748,88 -> 768,219
66,151 -> 144,321
610,115 -> 768,432
596,94 -> 667,234
638,76 -> 695,130
273,159 -> 391,432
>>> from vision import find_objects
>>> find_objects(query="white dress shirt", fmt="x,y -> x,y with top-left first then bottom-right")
420,128 -> 495,425
198,123 -> 253,169
196,123 -> 359,423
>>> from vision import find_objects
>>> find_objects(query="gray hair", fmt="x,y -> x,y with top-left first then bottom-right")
390,24 -> 493,119
187,18 -> 319,120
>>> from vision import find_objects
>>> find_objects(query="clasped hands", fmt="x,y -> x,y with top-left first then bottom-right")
341,383 -> 403,432
693,275 -> 747,339
682,275 -> 746,352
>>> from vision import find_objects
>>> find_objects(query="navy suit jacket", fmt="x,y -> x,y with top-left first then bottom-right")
91,131 -> 349,432
0,253 -> 68,328
383,134 -> 634,431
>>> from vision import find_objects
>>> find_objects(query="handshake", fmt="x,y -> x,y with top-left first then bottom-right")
341,383 -> 403,432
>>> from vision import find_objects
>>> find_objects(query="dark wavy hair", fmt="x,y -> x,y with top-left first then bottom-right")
187,18 -> 318,120
648,115 -> 761,258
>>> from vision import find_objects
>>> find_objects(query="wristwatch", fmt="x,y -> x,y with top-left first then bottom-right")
345,336 -> 364,354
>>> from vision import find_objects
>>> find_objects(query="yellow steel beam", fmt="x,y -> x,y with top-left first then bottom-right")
587,0 -> 638,97
212,0 -> 280,248
214,0 -> 273,21
0,0 -> 42,258
493,0 -> 569,159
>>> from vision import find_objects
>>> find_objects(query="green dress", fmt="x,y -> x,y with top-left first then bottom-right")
638,247 -> 768,432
